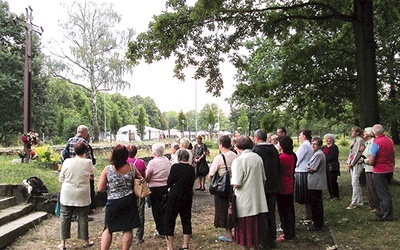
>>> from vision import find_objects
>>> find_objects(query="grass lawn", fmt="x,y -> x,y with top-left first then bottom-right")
2,142 -> 400,249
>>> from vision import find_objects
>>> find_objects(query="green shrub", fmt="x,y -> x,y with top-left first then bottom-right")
337,137 -> 349,147
204,140 -> 217,149
33,145 -> 60,166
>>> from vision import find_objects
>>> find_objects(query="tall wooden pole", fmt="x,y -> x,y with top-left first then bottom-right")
14,6 -> 43,162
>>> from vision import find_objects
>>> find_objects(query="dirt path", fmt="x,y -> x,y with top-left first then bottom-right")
5,187 -> 333,249
5,189 -> 236,250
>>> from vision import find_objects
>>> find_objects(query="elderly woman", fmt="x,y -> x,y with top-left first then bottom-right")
164,149 -> 196,250
146,143 -> 171,237
231,136 -> 268,249
98,144 -> 141,250
59,142 -> 95,250
177,137 -> 194,164
209,135 -> 237,242
307,138 -> 327,231
295,129 -> 313,220
346,126 -> 365,209
322,133 -> 340,201
361,127 -> 380,213
194,135 -> 209,190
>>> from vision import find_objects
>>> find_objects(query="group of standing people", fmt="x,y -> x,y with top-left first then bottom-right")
209,129 -> 294,249
345,125 -> 395,221
57,123 -> 395,250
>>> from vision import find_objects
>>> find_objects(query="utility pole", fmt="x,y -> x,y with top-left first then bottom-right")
14,6 -> 43,163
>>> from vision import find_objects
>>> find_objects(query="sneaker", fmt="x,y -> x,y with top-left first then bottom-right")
346,204 -> 356,210
218,236 -> 233,242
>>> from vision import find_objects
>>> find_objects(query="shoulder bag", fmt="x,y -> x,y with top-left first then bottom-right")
209,153 -> 230,197
131,162 -> 151,198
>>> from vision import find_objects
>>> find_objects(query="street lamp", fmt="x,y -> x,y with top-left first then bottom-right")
181,119 -> 185,138
195,78 -> 198,137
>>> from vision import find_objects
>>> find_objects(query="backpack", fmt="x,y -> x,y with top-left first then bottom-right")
26,176 -> 48,195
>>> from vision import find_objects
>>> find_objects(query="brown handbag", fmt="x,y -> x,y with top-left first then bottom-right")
131,163 -> 151,198
134,177 -> 151,198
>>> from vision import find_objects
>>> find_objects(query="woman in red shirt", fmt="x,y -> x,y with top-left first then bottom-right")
276,136 -> 297,242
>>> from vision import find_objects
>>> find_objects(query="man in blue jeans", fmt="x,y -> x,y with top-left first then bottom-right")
368,124 -> 395,221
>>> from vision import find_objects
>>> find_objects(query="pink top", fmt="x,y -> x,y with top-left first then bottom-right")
145,156 -> 171,187
127,157 -> 147,178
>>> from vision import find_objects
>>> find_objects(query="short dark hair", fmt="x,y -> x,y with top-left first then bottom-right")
235,136 -> 254,150
312,137 -> 323,147
109,144 -> 129,170
219,135 -> 231,149
173,144 -> 180,150
299,129 -> 312,141
74,141 -> 88,156
177,149 -> 190,162
127,145 -> 138,158
254,129 -> 268,141
278,127 -> 287,135
279,136 -> 293,154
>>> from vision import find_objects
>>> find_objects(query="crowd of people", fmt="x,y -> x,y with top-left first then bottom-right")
56,123 -> 395,249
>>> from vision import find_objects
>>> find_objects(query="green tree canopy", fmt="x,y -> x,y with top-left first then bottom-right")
127,0 -> 385,129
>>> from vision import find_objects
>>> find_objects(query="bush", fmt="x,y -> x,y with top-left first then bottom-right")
33,145 -> 60,167
51,136 -> 65,145
337,137 -> 350,147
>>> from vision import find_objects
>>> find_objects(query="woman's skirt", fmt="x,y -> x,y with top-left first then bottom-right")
104,193 -> 140,233
214,194 -> 233,229
295,172 -> 310,204
234,213 -> 266,247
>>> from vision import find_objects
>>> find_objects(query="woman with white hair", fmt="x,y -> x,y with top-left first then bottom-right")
322,133 -> 341,201
146,143 -> 171,237
361,127 -> 380,213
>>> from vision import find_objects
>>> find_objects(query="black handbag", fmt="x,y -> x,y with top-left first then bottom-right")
209,154 -> 230,197
197,159 -> 210,176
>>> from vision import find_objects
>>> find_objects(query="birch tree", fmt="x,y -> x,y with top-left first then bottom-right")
48,1 -> 134,141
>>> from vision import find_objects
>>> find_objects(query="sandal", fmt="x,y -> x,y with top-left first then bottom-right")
83,241 -> 95,248
178,247 -> 189,250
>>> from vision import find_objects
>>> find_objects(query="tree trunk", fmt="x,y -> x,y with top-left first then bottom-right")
353,0 -> 379,128
92,90 -> 99,142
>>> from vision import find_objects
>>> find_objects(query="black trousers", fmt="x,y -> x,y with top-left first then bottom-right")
309,189 -> 324,228
149,186 -> 169,235
326,171 -> 340,199
260,192 -> 277,249
276,193 -> 295,239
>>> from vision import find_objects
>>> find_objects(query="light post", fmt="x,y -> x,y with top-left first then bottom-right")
181,119 -> 185,138
195,78 -> 198,137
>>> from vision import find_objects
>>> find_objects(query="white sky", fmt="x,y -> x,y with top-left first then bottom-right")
7,0 -> 237,116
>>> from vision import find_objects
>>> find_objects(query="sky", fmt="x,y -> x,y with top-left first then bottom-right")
7,0 -> 237,116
